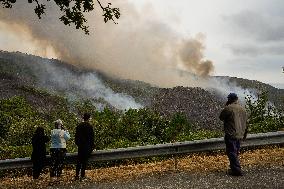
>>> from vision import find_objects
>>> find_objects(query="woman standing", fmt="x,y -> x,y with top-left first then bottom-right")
31,127 -> 49,179
50,119 -> 70,177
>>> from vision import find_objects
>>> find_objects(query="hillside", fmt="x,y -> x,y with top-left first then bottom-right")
0,50 -> 283,130
215,76 -> 284,111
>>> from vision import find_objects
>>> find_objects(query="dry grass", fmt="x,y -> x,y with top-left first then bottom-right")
0,147 -> 283,189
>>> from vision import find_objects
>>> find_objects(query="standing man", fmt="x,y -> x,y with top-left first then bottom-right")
75,113 -> 95,180
219,93 -> 248,176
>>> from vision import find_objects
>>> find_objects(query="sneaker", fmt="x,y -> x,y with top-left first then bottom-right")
227,169 -> 243,176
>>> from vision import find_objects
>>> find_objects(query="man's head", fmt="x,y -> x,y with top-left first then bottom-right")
35,126 -> 44,136
83,113 -> 91,121
227,93 -> 238,104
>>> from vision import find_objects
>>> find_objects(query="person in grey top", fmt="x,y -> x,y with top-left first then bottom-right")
50,119 -> 70,177
219,93 -> 248,176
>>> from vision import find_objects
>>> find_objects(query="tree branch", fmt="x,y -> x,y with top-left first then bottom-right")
0,0 -> 120,34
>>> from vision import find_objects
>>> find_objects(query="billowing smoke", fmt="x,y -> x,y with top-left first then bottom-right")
0,0 -> 214,89
0,0 -> 257,104
38,60 -> 143,110
207,77 -> 258,103
179,35 -> 214,76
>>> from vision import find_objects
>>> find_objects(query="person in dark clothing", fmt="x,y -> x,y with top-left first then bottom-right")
31,127 -> 49,179
75,113 -> 95,180
219,93 -> 248,176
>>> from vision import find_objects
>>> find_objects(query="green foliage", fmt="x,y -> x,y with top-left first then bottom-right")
0,0 -> 120,34
74,99 -> 97,117
0,145 -> 32,159
246,92 -> 284,133
2,91 -> 283,160
0,96 -> 40,141
0,96 -> 220,159
165,112 -> 193,142
90,108 -> 218,150
177,130 -> 222,141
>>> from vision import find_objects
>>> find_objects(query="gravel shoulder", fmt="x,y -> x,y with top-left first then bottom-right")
95,165 -> 284,189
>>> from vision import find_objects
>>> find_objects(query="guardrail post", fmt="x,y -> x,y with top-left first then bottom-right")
174,147 -> 178,170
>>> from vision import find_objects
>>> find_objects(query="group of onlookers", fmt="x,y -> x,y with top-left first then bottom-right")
31,92 -> 248,180
31,113 -> 94,180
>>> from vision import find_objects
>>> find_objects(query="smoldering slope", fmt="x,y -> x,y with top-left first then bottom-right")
38,59 -> 143,110
0,0 -> 253,103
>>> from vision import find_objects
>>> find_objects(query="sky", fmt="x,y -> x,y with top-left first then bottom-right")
132,0 -> 284,87
0,0 -> 283,89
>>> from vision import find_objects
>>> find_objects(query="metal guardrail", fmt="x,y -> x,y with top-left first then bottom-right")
0,131 -> 283,170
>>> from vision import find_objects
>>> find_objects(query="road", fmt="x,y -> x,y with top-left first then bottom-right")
61,165 -> 284,189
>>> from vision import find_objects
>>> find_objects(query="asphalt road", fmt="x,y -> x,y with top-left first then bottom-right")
62,165 -> 284,189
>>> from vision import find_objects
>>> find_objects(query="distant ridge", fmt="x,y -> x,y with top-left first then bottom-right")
0,50 -> 283,130
270,83 -> 284,89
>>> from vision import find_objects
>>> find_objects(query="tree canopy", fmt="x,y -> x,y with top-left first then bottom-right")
0,0 -> 120,34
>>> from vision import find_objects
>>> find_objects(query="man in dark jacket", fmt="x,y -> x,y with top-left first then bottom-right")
219,93 -> 248,176
75,113 -> 95,180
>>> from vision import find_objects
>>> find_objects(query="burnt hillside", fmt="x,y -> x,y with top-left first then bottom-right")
215,76 -> 284,112
151,87 -> 223,130
0,50 -> 283,130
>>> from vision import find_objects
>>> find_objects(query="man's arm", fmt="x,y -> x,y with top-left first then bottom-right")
44,135 -> 50,143
219,108 -> 228,121
243,111 -> 249,140
243,127 -> 248,140
90,126 -> 95,150
75,126 -> 79,146
64,130 -> 71,140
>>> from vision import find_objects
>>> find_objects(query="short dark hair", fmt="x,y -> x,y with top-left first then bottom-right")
35,127 -> 44,136
83,113 -> 91,121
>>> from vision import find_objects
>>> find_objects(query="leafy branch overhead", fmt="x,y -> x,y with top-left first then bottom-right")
0,0 -> 121,34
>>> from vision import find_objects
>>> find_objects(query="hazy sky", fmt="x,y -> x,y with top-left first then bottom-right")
133,0 -> 284,86
0,0 -> 283,88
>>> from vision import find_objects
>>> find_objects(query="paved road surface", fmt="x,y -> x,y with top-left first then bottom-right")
61,165 -> 284,189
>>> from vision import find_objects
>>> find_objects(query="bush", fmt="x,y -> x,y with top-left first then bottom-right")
246,92 -> 284,133
0,96 -> 47,145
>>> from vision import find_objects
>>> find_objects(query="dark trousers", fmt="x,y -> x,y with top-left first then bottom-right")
76,149 -> 91,178
32,160 -> 45,179
50,148 -> 66,177
225,136 -> 242,174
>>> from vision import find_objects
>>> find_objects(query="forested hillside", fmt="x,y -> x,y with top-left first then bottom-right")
0,50 -> 283,159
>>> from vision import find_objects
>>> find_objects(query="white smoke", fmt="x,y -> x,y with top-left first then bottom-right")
207,77 -> 258,103
39,60 -> 142,110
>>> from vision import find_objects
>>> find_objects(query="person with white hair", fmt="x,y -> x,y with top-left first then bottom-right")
50,119 -> 70,178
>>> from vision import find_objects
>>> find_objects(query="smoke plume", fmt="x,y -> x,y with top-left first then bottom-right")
0,0 -> 214,89
1,1 -> 257,103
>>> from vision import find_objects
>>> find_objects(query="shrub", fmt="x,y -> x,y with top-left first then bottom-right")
246,92 -> 284,133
